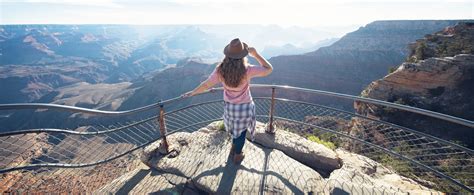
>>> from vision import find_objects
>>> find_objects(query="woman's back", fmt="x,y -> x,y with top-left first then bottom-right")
207,65 -> 268,104
182,38 -> 273,164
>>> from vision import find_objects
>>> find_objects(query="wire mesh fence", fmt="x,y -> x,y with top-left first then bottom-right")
0,86 -> 473,193
264,98 -> 473,192
0,118 -> 159,192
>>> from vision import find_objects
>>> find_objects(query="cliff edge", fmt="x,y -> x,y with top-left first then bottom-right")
356,22 -> 474,147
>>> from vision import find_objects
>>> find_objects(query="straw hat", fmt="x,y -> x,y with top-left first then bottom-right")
223,38 -> 248,59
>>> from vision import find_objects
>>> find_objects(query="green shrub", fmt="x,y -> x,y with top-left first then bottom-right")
307,135 -> 337,150
371,144 -> 471,192
216,120 -> 225,131
415,42 -> 427,61
377,153 -> 414,174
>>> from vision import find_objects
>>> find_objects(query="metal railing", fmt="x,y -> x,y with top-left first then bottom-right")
1,84 -> 472,127
0,84 -> 473,193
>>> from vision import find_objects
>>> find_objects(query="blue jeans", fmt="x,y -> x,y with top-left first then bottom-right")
233,130 -> 247,154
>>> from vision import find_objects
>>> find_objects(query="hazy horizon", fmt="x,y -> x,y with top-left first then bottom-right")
1,0 -> 472,27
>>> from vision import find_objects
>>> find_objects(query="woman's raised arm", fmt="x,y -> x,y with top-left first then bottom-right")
248,47 -> 273,76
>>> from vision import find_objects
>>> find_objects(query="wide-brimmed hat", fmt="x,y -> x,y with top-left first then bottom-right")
223,38 -> 248,59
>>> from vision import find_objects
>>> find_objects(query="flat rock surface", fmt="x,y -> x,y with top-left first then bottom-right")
147,125 -> 325,194
94,164 -> 191,194
132,122 -> 440,194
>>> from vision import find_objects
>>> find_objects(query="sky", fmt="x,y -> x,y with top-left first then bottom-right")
0,0 -> 473,27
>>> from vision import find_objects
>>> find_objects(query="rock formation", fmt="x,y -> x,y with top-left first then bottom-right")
125,121 -> 439,194
258,20 -> 464,107
356,22 -> 474,147
0,134 -> 144,193
0,133 -> 51,191
248,122 -> 342,176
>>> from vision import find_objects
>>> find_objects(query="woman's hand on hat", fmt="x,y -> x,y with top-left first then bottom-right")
248,47 -> 258,57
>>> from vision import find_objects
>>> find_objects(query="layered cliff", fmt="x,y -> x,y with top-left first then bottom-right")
99,21 -> 469,113
259,20 -> 464,104
118,58 -> 217,110
356,22 -> 474,147
0,60 -> 108,103
0,24 -> 339,105
0,25 -> 220,103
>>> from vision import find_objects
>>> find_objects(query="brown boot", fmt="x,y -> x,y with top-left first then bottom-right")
233,153 -> 245,164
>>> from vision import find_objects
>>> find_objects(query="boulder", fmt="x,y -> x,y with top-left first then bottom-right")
335,148 -> 392,177
248,122 -> 342,176
323,149 -> 440,194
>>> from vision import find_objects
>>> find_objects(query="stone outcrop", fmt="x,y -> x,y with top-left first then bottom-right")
1,152 -> 144,193
135,122 -> 438,194
359,54 -> 473,107
356,22 -> 474,147
407,22 -> 474,62
247,122 -> 342,176
256,20 -> 464,106
325,150 -> 437,194
142,123 -> 325,194
0,133 -> 51,192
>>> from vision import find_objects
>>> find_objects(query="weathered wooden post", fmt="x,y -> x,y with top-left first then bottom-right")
267,87 -> 276,134
158,101 -> 169,154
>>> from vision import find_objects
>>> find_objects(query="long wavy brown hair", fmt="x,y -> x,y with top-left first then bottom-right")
217,57 -> 248,87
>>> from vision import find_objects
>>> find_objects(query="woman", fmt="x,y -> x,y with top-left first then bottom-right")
183,38 -> 273,164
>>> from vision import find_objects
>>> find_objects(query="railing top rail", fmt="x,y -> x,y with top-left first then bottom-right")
0,102 -> 158,116
0,84 -> 472,128
249,84 -> 474,128
0,95 -> 182,116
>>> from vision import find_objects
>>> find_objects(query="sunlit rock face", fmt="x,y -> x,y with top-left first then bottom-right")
257,20 -> 463,103
356,22 -> 474,147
